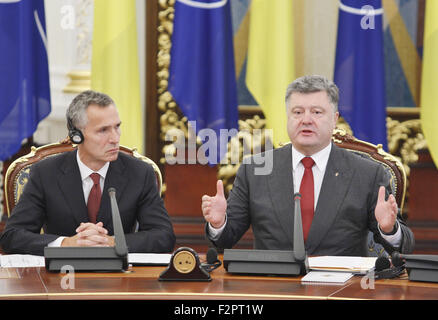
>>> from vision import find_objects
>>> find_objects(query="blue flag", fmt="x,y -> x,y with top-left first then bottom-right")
168,0 -> 238,165
0,0 -> 51,161
334,0 -> 387,150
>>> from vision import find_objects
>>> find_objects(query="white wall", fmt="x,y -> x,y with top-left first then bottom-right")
33,0 -> 79,144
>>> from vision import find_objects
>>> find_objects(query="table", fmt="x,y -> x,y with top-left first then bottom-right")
1,262 -> 438,300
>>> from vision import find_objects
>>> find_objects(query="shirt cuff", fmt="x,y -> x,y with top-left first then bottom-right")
48,237 -> 66,247
207,216 -> 227,241
378,221 -> 402,247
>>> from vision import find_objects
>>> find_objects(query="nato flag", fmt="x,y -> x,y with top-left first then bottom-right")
334,0 -> 387,150
0,0 -> 51,161
168,0 -> 238,165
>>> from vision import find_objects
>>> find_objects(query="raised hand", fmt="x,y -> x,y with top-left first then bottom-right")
201,180 -> 227,229
374,186 -> 398,233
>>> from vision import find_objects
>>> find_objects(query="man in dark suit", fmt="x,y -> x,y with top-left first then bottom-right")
1,90 -> 175,255
201,75 -> 414,256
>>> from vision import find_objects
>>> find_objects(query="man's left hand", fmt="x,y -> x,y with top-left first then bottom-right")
374,186 -> 398,233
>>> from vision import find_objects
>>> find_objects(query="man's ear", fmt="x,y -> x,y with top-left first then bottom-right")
334,111 -> 339,124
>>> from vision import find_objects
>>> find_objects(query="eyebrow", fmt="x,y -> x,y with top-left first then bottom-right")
98,122 -> 121,130
291,105 -> 324,109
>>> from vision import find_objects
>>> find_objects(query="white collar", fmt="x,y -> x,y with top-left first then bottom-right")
292,143 -> 332,172
76,151 -> 110,181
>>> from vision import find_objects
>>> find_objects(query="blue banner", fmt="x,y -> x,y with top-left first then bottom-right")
168,0 -> 238,164
334,0 -> 387,150
0,0 -> 51,161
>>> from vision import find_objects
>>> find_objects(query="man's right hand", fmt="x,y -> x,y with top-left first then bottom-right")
201,180 -> 227,229
61,222 -> 112,247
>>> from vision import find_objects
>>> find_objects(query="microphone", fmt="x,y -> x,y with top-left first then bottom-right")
391,251 -> 405,267
293,193 -> 305,261
373,253 -> 405,279
375,256 -> 390,272
388,252 -> 438,282
201,248 -> 222,272
44,187 -> 129,272
108,187 -> 128,257
222,194 -> 308,276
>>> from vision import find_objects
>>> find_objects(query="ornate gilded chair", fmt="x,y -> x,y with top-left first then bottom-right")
4,138 -> 163,217
331,128 -> 407,257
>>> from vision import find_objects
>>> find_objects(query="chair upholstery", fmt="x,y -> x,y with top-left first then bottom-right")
4,138 -> 163,217
331,128 -> 407,257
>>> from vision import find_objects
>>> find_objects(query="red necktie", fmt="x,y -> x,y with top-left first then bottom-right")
299,157 -> 315,241
87,173 -> 101,223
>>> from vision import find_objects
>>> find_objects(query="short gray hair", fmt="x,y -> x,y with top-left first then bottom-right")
285,75 -> 339,112
66,90 -> 115,130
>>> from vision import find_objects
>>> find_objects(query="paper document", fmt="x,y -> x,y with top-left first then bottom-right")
128,253 -> 171,266
308,256 -> 377,274
0,254 -> 45,268
301,271 -> 354,284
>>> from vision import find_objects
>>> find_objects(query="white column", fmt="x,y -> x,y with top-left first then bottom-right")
34,0 -> 93,145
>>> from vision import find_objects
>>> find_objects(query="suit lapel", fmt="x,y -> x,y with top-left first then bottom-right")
306,144 -> 354,252
267,144 -> 295,245
58,150 -> 89,225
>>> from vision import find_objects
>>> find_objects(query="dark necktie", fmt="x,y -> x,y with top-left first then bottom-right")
299,157 -> 315,241
87,173 -> 101,223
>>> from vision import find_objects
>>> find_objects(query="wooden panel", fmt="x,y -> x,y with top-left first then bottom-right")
171,218 -> 254,252
164,163 -> 217,217
164,162 -> 216,251
164,162 -> 254,251
408,149 -> 438,254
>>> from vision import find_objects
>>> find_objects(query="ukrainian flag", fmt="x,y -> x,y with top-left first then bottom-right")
91,0 -> 143,154
245,0 -> 295,147
420,0 -> 438,166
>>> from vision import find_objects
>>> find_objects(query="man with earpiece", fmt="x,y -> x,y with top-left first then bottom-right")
0,90 -> 176,255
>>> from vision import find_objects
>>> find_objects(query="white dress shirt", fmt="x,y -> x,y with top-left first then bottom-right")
48,152 -> 110,247
292,143 -> 331,210
209,143 -> 401,247
76,152 -> 109,205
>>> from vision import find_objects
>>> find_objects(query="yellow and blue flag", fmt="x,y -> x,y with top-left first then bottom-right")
168,0 -> 238,164
334,0 -> 387,150
245,0 -> 295,147
0,0 -> 51,161
91,0 -> 143,155
420,0 -> 438,166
